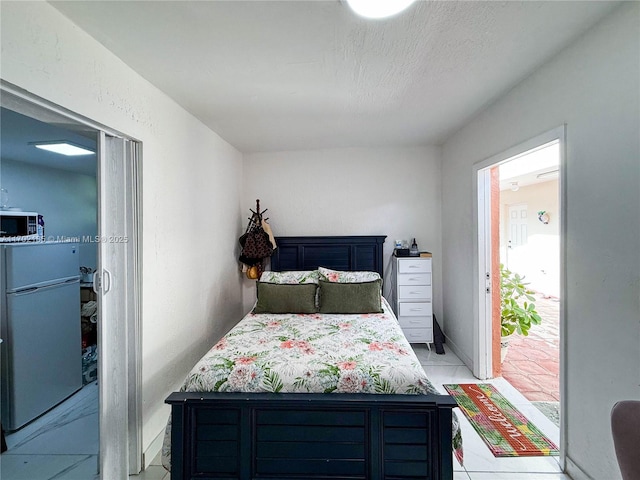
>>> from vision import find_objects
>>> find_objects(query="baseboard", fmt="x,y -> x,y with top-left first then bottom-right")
443,333 -> 473,369
565,456 -> 594,480
143,428 -> 165,469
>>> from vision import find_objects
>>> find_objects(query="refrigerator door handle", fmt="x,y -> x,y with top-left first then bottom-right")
103,268 -> 111,294
93,268 -> 112,295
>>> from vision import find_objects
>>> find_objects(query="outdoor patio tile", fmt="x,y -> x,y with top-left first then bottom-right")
528,374 -> 559,390
509,361 -> 550,376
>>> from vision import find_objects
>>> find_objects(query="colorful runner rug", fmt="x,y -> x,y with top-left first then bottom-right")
444,383 -> 559,457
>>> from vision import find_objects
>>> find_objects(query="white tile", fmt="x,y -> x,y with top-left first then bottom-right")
130,465 -> 170,480
413,344 -> 465,366
51,455 -> 98,479
6,382 -> 98,452
0,454 -> 91,480
468,473 -> 571,479
454,471 -> 472,480
8,411 -> 99,455
422,365 -> 479,392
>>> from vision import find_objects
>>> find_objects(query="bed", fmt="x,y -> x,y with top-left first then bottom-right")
165,236 -> 461,479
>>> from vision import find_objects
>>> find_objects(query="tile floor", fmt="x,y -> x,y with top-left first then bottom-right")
1,381 -> 99,480
501,293 -> 560,402
0,346 -> 569,480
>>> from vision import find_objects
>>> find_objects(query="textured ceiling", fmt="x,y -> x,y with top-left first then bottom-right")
51,1 -> 618,153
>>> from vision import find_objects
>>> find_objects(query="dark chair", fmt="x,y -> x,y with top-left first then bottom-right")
611,400 -> 640,480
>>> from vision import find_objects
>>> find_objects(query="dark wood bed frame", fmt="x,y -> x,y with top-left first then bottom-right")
166,236 -> 456,480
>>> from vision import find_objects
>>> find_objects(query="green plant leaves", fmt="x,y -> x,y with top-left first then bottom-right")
500,264 -> 542,338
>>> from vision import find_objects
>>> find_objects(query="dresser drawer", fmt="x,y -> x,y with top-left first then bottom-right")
398,302 -> 433,317
398,315 -> 432,329
402,327 -> 434,344
397,273 -> 431,286
398,258 -> 431,274
397,285 -> 431,301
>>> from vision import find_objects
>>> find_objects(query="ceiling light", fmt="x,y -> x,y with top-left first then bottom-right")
510,182 -> 520,192
31,141 -> 94,156
346,0 -> 416,19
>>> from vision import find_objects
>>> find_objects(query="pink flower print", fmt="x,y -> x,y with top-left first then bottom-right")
236,356 -> 257,365
280,340 -> 295,349
295,340 -> 315,355
258,338 -> 267,344
382,342 -> 396,350
337,371 -> 363,393
267,321 -> 281,328
337,361 -> 357,370
338,323 -> 351,329
327,272 -> 340,282
213,338 -> 228,350
368,342 -> 383,351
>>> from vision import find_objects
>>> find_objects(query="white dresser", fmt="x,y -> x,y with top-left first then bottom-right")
391,256 -> 433,346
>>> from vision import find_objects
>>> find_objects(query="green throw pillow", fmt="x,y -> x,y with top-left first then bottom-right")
318,279 -> 383,314
254,282 -> 318,314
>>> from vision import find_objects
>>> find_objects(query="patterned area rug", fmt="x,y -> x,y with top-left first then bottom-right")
444,383 -> 559,457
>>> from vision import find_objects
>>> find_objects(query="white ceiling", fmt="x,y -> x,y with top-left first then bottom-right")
50,1 -> 618,153
1,108 -> 97,176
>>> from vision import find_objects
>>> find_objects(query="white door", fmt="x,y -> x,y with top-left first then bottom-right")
507,204 -> 528,271
97,133 -> 141,477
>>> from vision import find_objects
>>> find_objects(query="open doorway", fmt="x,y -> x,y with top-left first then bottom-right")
0,83 -> 143,479
0,107 -> 100,476
497,141 -> 561,425
474,126 -> 566,463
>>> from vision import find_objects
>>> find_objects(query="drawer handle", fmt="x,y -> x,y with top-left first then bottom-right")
410,308 -> 424,312
409,277 -> 420,281
409,291 -> 422,294
409,265 -> 420,269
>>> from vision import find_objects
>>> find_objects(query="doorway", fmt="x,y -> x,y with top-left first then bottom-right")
473,126 -> 567,463
1,107 -> 100,476
0,82 -> 143,478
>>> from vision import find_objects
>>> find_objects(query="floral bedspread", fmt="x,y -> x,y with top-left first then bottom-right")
162,297 -> 463,469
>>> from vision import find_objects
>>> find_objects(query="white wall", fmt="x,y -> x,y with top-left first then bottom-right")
1,159 -> 98,269
241,147 -> 443,321
441,4 -> 639,479
0,2 -> 244,458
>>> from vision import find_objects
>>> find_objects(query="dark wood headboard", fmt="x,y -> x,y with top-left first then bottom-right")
270,236 -> 387,277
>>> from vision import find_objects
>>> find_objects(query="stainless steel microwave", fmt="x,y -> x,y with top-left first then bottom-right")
0,211 -> 39,242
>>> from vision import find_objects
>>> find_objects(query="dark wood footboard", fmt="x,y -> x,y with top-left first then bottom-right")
166,392 -> 457,480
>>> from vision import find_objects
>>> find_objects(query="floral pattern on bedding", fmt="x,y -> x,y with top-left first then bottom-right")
259,270 -> 319,284
318,266 -> 381,283
161,297 -> 463,469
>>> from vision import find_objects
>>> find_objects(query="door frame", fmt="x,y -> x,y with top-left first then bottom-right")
472,125 -> 567,465
0,80 -> 144,475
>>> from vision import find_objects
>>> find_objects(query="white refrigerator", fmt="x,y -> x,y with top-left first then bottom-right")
1,242 -> 82,431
